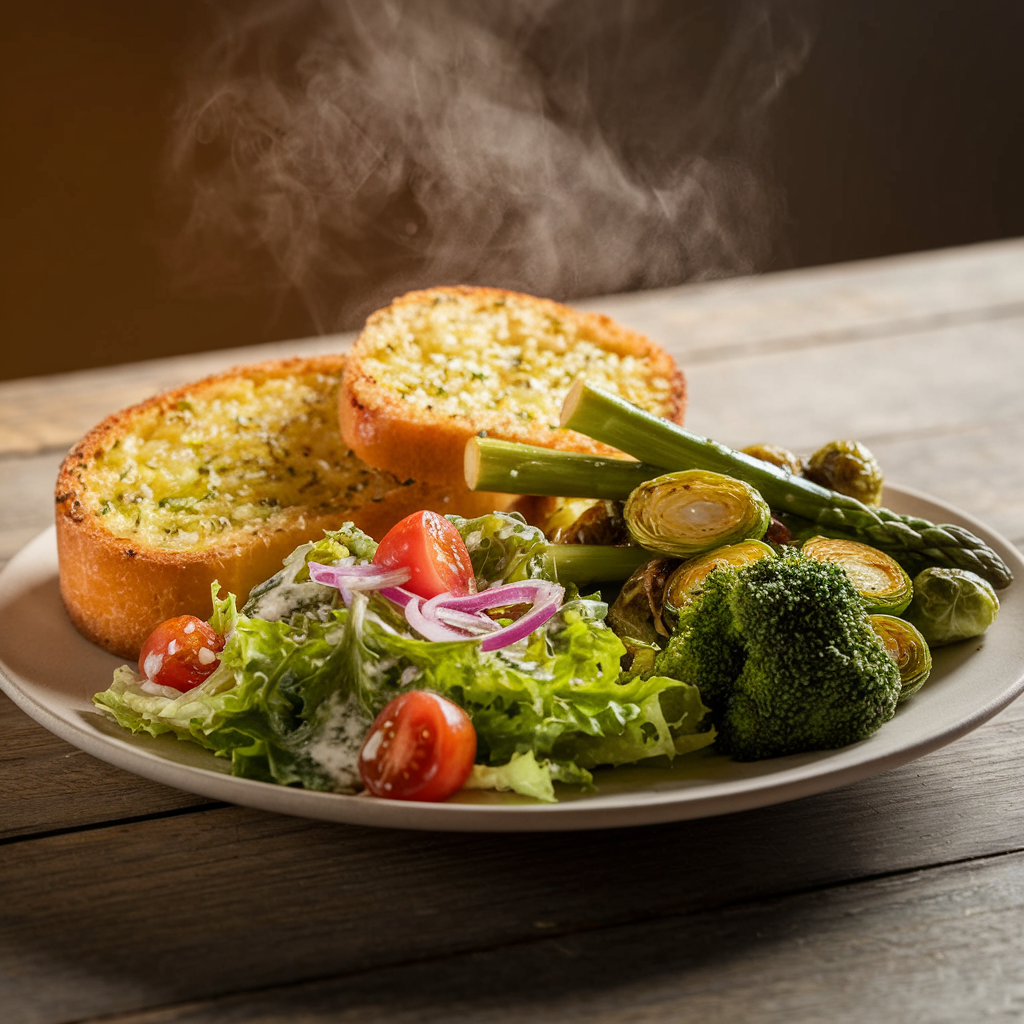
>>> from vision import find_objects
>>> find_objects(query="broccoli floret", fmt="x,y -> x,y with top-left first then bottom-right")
652,553 -> 901,761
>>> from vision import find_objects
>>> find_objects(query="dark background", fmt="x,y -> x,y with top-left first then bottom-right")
2,0 -> 1022,382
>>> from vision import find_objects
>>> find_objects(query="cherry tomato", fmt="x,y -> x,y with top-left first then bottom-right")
373,510 -> 476,599
138,615 -> 226,692
359,691 -> 477,802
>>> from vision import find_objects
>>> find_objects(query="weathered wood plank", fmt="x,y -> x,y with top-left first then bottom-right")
2,239 -> 1023,458
0,692 -> 214,840
2,694 -> 1023,1022
90,849 -> 1024,1024
684,313 -> 1024,453
582,236 -> 1024,361
0,451 -> 65,564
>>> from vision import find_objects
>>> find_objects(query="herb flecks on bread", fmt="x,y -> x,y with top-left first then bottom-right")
76,372 -> 393,551
340,287 -> 686,489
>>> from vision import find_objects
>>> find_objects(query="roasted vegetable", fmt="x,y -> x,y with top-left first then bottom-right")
623,469 -> 771,558
870,614 -> 932,702
903,567 -> 1000,646
608,557 -> 678,646
804,440 -> 884,507
741,443 -> 803,475
554,500 -> 631,546
465,438 -> 659,498
652,554 -> 901,760
663,540 -> 775,623
551,381 -> 1012,589
801,536 -> 913,614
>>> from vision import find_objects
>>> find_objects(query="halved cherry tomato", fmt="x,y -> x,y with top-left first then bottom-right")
138,615 -> 225,692
359,691 -> 477,802
373,510 -> 476,599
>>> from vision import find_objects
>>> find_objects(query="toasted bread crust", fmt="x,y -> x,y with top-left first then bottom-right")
56,355 -> 512,659
340,287 -> 686,489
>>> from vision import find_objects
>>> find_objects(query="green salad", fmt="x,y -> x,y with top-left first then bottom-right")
94,513 -> 714,803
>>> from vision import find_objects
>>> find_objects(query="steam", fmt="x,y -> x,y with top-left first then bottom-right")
166,0 -> 811,331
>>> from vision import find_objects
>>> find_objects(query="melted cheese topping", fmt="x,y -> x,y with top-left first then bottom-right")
80,371 -> 397,550
359,295 -> 674,424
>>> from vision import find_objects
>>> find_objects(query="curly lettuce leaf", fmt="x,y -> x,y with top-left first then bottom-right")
463,751 -> 559,803
448,511 -> 551,585
242,523 -> 378,622
94,609 -> 362,789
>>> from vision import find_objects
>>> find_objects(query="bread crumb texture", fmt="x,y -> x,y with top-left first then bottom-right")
75,370 -> 397,551
358,292 -> 675,425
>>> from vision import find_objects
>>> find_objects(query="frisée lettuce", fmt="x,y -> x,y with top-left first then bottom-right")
94,516 -> 714,801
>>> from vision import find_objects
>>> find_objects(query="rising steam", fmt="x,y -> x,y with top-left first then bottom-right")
165,0 -> 811,331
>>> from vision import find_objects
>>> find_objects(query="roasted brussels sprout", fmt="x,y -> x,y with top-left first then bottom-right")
554,500 -> 630,545
663,540 -> 776,623
870,614 -> 932,702
531,497 -> 603,541
741,443 -> 803,476
623,470 -> 771,558
804,440 -> 884,506
608,557 -> 678,647
903,567 -> 1000,646
801,536 -> 913,614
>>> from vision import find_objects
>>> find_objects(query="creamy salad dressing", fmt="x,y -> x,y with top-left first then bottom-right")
305,693 -> 371,792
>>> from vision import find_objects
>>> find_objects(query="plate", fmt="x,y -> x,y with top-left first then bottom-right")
2,485 -> 1023,832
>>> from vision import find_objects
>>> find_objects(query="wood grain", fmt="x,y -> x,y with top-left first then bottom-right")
0,692 -> 214,840
582,237 -> 1024,360
87,849 -> 1024,1024
0,451 -> 66,565
2,693 -> 1023,1022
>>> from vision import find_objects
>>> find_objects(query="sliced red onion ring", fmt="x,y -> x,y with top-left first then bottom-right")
405,580 -> 564,650
435,607 -> 503,633
403,596 -> 472,643
309,562 -> 411,591
378,585 -> 416,609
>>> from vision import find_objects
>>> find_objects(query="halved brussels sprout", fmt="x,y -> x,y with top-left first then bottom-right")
623,470 -> 771,558
663,540 -> 776,623
801,536 -> 913,614
741,443 -> 803,476
608,557 -> 678,647
870,614 -> 932,702
554,500 -> 630,545
803,440 -> 884,506
903,567 -> 1000,646
533,497 -> 604,541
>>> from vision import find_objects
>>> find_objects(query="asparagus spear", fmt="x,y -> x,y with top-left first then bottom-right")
465,437 -> 656,498
543,542 -> 653,585
558,380 -> 1012,589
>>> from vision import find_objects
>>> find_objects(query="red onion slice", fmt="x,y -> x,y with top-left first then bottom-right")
309,562 -> 411,591
310,561 -> 564,651
415,580 -> 565,651
403,596 -> 473,643
378,585 -> 416,609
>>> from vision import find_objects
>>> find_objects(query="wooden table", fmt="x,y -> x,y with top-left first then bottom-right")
3,240 -> 1024,1024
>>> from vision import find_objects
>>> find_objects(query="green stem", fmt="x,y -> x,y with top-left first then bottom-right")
560,381 -> 1013,588
543,543 -> 653,586
466,437 -> 658,499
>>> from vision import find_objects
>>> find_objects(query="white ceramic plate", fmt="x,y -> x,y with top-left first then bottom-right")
2,485 -> 1022,832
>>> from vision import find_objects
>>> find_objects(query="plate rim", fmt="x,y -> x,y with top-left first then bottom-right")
2,483 -> 1022,832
